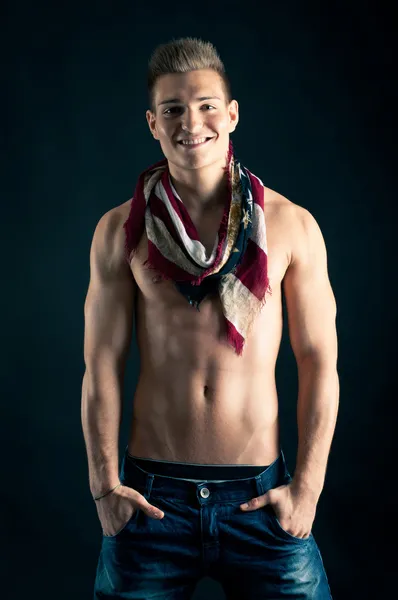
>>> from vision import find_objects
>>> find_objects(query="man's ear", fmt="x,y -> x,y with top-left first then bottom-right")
228,100 -> 239,134
146,110 -> 159,140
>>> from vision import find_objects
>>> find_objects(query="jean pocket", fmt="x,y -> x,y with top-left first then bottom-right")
103,504 -> 140,538
264,505 -> 312,544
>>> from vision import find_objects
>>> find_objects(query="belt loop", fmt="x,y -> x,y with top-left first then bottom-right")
119,448 -> 127,482
145,473 -> 155,499
255,472 -> 265,496
279,447 -> 291,480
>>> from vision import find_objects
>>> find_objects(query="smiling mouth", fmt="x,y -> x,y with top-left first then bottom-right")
177,137 -> 214,149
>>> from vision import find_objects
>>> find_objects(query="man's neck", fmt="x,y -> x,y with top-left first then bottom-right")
168,162 -> 229,213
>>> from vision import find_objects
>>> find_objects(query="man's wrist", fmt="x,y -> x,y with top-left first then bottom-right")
90,479 -> 122,499
93,481 -> 122,501
290,475 -> 323,501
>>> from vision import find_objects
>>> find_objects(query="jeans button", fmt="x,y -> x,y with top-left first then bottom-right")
200,487 -> 210,498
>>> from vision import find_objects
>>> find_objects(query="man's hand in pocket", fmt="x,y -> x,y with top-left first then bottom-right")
96,484 -> 164,536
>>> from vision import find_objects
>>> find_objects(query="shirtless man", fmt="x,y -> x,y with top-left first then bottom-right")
82,37 -> 339,599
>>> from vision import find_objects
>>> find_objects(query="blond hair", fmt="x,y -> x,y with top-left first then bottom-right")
147,37 -> 232,112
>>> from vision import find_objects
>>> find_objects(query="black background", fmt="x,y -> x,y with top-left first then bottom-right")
3,0 -> 397,598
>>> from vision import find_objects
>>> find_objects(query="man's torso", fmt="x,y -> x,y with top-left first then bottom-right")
116,186 -> 296,466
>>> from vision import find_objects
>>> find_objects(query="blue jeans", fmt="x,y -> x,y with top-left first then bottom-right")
93,447 -> 332,599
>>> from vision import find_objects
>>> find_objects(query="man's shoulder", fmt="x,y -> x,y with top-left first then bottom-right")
263,185 -> 314,228
92,200 -> 133,268
263,186 -> 323,268
105,199 -> 131,223
96,200 -> 131,237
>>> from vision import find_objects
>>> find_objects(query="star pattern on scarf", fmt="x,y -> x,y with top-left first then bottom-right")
242,208 -> 252,229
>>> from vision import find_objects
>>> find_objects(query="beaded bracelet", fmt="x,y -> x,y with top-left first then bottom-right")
93,482 -> 122,501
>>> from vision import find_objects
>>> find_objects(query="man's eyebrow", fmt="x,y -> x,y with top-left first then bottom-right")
158,96 -> 221,106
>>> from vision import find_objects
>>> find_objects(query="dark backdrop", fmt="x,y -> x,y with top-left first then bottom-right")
3,1 -> 397,598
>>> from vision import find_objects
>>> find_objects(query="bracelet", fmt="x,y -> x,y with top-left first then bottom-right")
93,482 -> 122,501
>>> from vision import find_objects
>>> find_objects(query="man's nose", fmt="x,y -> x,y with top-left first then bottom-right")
181,109 -> 204,135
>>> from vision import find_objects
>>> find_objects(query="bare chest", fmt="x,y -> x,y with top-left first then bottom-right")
128,194 -> 291,369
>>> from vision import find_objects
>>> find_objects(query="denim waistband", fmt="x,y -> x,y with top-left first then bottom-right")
127,454 -> 270,482
119,446 -> 291,505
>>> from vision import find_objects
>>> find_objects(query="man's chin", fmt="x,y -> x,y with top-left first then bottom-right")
160,141 -> 228,170
170,154 -> 224,171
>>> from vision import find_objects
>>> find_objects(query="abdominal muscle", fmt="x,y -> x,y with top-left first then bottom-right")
126,279 -> 283,466
120,186 -> 293,467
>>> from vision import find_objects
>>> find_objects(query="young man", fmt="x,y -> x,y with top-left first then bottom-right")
82,37 -> 338,599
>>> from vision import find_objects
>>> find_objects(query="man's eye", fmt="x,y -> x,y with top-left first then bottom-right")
164,107 -> 180,115
163,105 -> 215,115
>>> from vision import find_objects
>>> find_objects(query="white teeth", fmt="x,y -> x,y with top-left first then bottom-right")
181,137 -> 208,145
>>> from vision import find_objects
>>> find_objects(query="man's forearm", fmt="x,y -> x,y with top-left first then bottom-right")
292,358 -> 339,499
81,370 -> 123,497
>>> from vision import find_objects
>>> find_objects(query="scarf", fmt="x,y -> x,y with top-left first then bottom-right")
123,140 -> 272,356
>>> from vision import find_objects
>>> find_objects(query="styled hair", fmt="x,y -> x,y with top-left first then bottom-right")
147,37 -> 232,113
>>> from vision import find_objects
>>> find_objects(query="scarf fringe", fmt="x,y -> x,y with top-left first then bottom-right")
226,280 -> 272,356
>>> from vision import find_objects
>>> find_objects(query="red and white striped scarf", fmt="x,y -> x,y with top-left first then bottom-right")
123,141 -> 272,356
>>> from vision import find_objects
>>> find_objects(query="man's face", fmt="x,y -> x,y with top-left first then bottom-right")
146,69 -> 239,171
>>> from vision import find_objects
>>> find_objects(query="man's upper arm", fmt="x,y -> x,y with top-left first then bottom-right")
83,207 -> 137,375
283,206 -> 337,366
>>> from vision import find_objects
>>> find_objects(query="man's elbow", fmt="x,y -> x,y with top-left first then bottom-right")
295,346 -> 338,372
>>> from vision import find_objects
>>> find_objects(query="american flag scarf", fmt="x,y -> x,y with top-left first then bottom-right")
123,140 -> 272,356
